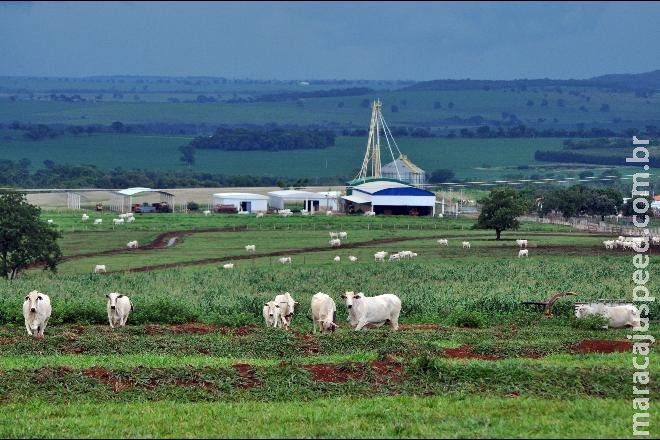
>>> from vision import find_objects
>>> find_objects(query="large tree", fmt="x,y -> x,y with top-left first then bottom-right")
474,188 -> 527,240
0,191 -> 61,280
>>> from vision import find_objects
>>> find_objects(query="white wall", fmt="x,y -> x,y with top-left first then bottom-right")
371,195 -> 436,207
213,197 -> 268,212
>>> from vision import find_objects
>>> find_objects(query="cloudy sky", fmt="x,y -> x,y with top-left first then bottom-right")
1,1 -> 658,80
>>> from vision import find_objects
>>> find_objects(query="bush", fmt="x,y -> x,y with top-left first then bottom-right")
447,309 -> 486,328
187,202 -> 200,211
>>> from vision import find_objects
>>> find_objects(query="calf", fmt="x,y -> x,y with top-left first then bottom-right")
245,244 -> 256,253
94,264 -> 107,274
262,301 -> 281,328
106,292 -> 133,328
348,255 -> 358,262
437,239 -> 448,246
329,238 -> 341,247
273,292 -> 298,330
333,256 -> 341,262
518,249 -> 529,257
23,291 -> 51,338
278,256 -> 292,264
126,240 -> 139,249
341,291 -> 401,331
311,292 -> 337,334
462,241 -> 471,249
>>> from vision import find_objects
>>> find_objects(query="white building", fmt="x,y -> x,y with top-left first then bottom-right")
212,193 -> 269,213
267,189 -> 338,212
342,178 -> 436,216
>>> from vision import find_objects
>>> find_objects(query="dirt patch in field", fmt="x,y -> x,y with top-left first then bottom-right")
82,367 -> 138,392
233,363 -> 263,389
303,362 -> 366,383
571,339 -> 633,354
223,324 -> 259,337
170,323 -> 219,334
303,360 -> 402,384
0,337 -> 20,345
443,345 -> 499,360
59,345 -> 84,354
294,332 -> 321,354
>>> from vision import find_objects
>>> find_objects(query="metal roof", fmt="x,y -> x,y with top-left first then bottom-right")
213,192 -> 269,200
342,193 -> 372,204
351,180 -> 435,197
382,154 -> 424,175
268,190 -> 328,200
115,187 -> 174,196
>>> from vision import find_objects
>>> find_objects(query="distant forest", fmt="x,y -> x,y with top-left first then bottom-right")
0,159 -> 336,189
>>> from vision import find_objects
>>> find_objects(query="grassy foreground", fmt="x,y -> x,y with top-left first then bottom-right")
0,397 -> 633,438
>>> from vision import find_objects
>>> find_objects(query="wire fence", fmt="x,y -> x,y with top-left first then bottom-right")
518,215 -> 660,236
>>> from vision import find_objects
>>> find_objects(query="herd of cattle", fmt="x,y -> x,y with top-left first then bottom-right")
603,235 -> 660,250
22,285 -> 642,339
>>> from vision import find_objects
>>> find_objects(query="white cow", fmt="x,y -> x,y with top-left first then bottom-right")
47,219 -> 53,224
338,232 -> 348,239
364,211 -> 375,216
575,303 -> 641,329
326,210 -> 333,216
262,301 -> 281,328
273,292 -> 298,330
389,253 -> 400,261
333,256 -> 341,262
113,218 -> 124,226
256,212 -> 264,218
106,292 -> 133,328
329,238 -> 341,247
203,210 -> 211,216
518,249 -> 529,257
652,236 -> 660,245
374,251 -> 388,262
23,291 -> 51,338
223,263 -> 234,269
341,291 -> 401,331
245,244 -> 256,253
278,256 -> 292,264
462,241 -> 471,249
603,240 -> 615,249
437,239 -> 448,246
81,214 -> 89,222
126,216 -> 135,223
126,240 -> 139,249
348,255 -> 358,262
311,292 -> 337,334
329,232 -> 339,239
516,239 -> 528,248
94,219 -> 103,225
94,264 -> 107,274
238,210 -> 250,215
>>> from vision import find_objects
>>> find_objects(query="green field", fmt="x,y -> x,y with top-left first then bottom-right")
2,88 -> 659,128
0,133 -> 601,180
1,210 -> 656,438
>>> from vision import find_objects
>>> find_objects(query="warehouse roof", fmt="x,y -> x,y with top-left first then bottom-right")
213,192 -> 269,200
115,187 -> 174,196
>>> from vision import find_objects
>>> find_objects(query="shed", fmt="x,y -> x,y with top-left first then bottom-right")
267,189 -> 336,212
110,187 -> 175,213
212,192 -> 269,213
343,178 -> 436,216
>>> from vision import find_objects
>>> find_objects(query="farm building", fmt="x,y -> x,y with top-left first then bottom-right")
110,187 -> 175,213
381,154 -> 426,186
342,178 -> 436,216
267,189 -> 338,212
212,192 -> 268,213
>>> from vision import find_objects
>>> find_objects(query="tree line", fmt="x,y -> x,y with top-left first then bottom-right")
0,160 -> 345,189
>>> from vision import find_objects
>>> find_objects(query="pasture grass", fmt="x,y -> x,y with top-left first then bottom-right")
0,396 -> 634,438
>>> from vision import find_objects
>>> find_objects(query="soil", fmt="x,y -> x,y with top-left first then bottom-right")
443,345 -> 499,360
571,339 -> 633,354
399,324 -> 442,331
169,323 -> 219,334
302,360 -> 402,384
293,332 -> 321,354
232,363 -> 263,389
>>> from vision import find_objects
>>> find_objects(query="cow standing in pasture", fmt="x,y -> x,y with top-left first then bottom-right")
341,291 -> 401,331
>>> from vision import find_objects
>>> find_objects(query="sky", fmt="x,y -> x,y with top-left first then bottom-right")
0,1 -> 659,80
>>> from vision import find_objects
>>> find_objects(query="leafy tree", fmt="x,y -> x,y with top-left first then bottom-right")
0,191 -> 61,280
428,169 -> 455,183
178,145 -> 195,166
473,188 -> 527,240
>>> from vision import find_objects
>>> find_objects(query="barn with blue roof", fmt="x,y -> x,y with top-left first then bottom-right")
342,177 -> 436,216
